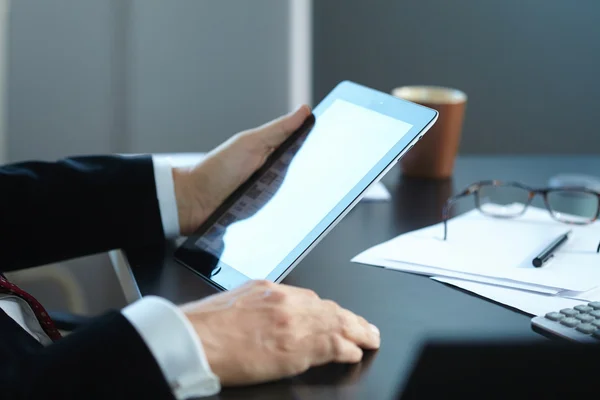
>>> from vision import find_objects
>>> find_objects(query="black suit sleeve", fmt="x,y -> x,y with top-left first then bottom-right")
0,155 -> 166,272
0,309 -> 175,400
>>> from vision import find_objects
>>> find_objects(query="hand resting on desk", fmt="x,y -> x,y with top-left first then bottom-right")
181,279 -> 381,386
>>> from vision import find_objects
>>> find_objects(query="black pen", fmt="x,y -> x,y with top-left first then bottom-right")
532,230 -> 572,268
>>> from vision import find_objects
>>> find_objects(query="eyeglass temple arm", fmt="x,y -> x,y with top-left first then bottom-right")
442,200 -> 455,241
442,187 -> 474,241
442,197 -> 460,241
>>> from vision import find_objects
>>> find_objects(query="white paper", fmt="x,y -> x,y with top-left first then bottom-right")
353,204 -> 600,291
360,180 -> 391,201
352,253 -> 562,295
156,152 -> 205,168
153,152 -> 390,201
432,276 -> 586,316
559,286 -> 600,302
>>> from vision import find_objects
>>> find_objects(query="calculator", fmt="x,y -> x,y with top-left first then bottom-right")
531,302 -> 600,343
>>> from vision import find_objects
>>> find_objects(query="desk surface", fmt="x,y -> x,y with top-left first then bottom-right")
125,155 -> 600,400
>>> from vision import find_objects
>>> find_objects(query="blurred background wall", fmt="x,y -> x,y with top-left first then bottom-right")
313,0 -> 600,154
2,0 -> 310,314
7,0 -> 305,161
0,0 -> 7,164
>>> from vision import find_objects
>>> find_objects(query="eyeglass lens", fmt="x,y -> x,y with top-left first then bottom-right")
546,190 -> 599,223
477,184 -> 529,217
476,183 -> 599,223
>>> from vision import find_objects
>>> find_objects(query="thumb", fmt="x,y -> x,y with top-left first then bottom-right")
251,104 -> 312,149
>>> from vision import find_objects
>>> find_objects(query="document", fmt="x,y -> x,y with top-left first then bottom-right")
359,180 -> 391,201
352,203 -> 600,292
352,254 -> 562,295
432,277 -> 586,316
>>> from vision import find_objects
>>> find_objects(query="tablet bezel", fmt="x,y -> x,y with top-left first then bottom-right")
174,80 -> 438,290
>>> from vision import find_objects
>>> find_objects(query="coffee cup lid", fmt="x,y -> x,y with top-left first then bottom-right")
392,85 -> 467,105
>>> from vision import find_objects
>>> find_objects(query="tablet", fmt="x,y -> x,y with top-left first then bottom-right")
174,80 -> 438,290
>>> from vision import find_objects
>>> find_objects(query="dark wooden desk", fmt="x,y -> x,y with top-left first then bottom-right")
124,155 -> 600,399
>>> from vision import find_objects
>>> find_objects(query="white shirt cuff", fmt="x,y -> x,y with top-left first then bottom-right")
152,156 -> 181,238
122,296 -> 221,399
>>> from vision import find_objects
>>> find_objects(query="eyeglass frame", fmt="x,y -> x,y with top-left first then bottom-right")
441,180 -> 600,252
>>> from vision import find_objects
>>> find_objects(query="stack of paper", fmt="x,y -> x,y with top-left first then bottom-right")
352,204 -> 600,316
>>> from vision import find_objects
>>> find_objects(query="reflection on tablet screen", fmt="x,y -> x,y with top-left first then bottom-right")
191,99 -> 414,282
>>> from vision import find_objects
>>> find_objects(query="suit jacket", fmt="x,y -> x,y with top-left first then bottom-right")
0,155 -> 174,399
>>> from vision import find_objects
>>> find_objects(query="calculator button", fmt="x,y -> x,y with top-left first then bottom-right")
576,323 -> 596,334
590,310 -> 600,318
592,329 -> 600,339
560,317 -> 580,327
592,320 -> 600,328
560,308 -> 579,317
575,305 -> 593,313
589,302 -> 600,310
576,314 -> 595,323
545,312 -> 565,321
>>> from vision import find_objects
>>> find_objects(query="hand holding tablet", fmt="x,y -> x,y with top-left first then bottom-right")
175,80 -> 438,290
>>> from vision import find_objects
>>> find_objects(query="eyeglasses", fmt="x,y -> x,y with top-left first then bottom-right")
441,180 -> 600,252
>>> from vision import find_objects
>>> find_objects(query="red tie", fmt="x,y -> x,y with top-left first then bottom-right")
0,275 -> 62,341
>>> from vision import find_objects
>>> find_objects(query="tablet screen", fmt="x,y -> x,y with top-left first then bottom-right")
180,98 -> 414,288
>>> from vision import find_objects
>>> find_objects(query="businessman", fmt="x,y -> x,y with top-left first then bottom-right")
0,105 -> 380,399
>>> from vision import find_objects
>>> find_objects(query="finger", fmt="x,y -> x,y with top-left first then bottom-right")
336,307 -> 381,350
251,104 -> 312,149
308,333 -> 364,366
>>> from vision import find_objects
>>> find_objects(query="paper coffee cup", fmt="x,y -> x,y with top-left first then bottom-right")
392,85 -> 467,179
